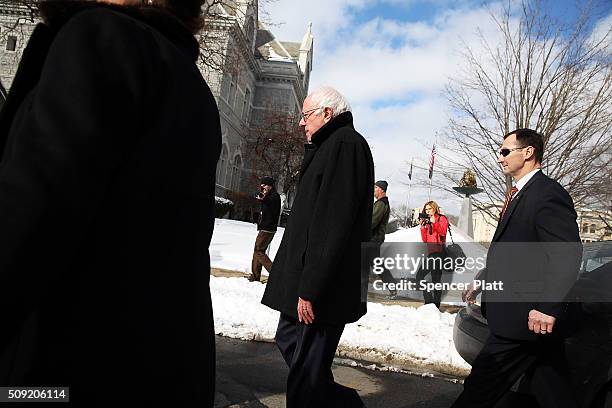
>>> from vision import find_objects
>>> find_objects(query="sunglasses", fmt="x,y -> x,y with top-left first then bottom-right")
498,146 -> 530,157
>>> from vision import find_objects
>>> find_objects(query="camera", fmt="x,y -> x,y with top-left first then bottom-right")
256,191 -> 264,199
418,212 -> 429,221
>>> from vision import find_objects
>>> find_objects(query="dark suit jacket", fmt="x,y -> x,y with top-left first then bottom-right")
261,112 -> 374,325
0,4 -> 220,406
258,190 -> 281,232
483,170 -> 582,340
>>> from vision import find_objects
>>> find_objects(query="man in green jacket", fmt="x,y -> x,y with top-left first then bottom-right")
371,180 -> 398,298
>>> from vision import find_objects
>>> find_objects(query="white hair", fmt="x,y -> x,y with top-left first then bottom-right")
308,86 -> 351,117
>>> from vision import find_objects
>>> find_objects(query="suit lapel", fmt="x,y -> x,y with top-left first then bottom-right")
0,23 -> 55,160
492,171 -> 543,242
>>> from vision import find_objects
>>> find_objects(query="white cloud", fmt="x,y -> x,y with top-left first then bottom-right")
261,0 -> 369,42
261,1 -> 568,216
588,13 -> 612,51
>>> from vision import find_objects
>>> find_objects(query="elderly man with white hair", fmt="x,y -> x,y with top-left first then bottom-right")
262,87 -> 374,407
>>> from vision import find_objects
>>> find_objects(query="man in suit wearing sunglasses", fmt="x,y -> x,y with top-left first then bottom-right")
453,128 -> 582,408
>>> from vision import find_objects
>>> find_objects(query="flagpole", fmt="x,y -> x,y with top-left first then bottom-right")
428,141 -> 437,201
405,158 -> 413,227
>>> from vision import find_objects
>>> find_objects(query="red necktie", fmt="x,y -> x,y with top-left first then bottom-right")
499,186 -> 518,221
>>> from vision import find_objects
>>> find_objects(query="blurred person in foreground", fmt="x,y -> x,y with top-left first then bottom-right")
261,87 -> 374,407
0,0 -> 220,406
453,128 -> 581,408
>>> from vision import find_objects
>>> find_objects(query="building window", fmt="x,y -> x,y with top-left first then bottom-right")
216,145 -> 228,186
590,224 -> 596,234
242,88 -> 251,122
231,156 -> 242,191
6,36 -> 17,52
228,73 -> 236,107
582,223 -> 589,234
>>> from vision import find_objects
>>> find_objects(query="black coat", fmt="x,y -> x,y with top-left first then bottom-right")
261,112 -> 374,325
258,190 -> 281,232
0,4 -> 220,407
483,171 -> 582,340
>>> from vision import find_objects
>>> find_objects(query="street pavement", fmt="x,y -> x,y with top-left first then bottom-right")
215,336 -> 464,408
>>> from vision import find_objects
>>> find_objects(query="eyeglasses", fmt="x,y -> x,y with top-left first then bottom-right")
498,146 -> 530,157
300,107 -> 322,121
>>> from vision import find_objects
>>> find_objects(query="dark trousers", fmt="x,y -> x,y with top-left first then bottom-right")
415,252 -> 443,307
451,333 -> 577,408
275,313 -> 364,408
250,230 -> 275,280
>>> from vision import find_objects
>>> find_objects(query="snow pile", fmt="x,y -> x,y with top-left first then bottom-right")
215,196 -> 234,205
210,219 -> 283,274
210,219 -> 479,274
210,276 -> 471,377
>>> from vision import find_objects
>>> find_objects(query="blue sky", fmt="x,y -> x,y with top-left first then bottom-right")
263,0 -> 611,215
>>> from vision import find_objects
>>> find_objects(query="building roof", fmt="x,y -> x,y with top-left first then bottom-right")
255,22 -> 303,62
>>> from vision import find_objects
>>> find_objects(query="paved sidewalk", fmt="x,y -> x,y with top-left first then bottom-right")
215,336 -> 463,408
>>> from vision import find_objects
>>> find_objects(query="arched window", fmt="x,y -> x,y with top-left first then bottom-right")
231,155 -> 242,191
216,145 -> 228,186
590,224 -> 596,234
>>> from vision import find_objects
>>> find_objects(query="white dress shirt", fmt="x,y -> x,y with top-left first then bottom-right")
514,168 -> 541,196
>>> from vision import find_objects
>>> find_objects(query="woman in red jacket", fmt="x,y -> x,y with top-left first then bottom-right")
416,201 -> 448,309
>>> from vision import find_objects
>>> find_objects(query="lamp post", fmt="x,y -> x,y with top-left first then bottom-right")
452,169 -> 483,239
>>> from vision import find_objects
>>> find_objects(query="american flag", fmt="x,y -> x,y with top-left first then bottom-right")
428,144 -> 436,179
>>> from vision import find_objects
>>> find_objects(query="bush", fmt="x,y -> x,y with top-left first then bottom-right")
215,196 -> 234,218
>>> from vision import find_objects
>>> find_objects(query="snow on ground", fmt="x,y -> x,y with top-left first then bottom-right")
210,219 -> 478,273
210,219 -> 283,274
211,275 -> 471,377
210,219 -> 486,304
210,219 -> 474,376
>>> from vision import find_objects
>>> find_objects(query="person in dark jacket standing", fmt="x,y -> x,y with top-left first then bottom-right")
453,129 -> 582,408
371,180 -> 390,242
248,176 -> 281,282
370,180 -> 398,298
0,1 -> 220,407
261,87 -> 374,407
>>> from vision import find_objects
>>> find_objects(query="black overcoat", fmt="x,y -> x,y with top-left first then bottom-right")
483,171 -> 582,340
261,112 -> 374,325
0,3 -> 220,407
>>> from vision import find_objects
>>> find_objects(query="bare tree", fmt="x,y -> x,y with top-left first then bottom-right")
244,108 -> 304,194
441,0 -> 611,222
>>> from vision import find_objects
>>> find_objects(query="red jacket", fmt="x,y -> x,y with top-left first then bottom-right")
420,214 -> 448,254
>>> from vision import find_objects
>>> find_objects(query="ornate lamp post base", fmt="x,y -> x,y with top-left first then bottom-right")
453,170 -> 484,239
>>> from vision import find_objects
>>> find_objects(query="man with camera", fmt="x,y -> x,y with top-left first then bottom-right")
248,176 -> 281,282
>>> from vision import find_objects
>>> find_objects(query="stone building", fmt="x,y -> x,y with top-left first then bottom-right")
199,1 -> 313,219
472,205 -> 612,243
0,1 -> 314,219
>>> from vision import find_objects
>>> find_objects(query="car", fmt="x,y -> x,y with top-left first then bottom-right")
453,242 -> 612,408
